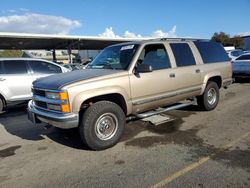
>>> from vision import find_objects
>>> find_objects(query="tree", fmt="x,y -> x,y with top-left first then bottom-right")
211,32 -> 244,49
230,35 -> 244,49
211,32 -> 231,46
0,50 -> 23,57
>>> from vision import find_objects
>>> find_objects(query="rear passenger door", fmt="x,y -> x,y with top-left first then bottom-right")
28,60 -> 62,81
169,42 -> 202,97
0,60 -> 33,101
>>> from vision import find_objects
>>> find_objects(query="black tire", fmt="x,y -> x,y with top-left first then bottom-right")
79,101 -> 125,150
0,98 -> 3,113
197,81 -> 219,111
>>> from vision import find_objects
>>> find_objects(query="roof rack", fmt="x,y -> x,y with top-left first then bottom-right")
159,38 -> 210,42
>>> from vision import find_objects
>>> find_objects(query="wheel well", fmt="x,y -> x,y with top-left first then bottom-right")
80,93 -> 127,114
0,94 -> 6,108
207,76 -> 222,88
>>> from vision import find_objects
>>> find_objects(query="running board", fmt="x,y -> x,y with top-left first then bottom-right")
135,101 -> 195,119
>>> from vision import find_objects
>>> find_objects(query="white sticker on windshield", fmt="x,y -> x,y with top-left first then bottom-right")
121,45 -> 134,51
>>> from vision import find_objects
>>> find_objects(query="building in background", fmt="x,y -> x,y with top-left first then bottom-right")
240,33 -> 250,50
242,36 -> 250,50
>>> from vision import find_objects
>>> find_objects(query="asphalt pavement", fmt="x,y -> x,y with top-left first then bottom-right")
0,81 -> 250,188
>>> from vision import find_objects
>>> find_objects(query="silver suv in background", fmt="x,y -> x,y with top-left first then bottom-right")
227,49 -> 244,60
0,58 -> 69,112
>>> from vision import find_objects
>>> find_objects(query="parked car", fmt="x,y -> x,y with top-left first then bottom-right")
28,39 -> 232,150
0,58 -> 69,112
232,53 -> 250,78
227,49 -> 244,60
63,63 -> 84,71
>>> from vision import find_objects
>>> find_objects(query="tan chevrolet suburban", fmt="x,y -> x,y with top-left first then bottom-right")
28,38 -> 232,150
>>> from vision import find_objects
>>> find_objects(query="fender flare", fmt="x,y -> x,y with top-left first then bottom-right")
71,86 -> 132,115
201,72 -> 222,94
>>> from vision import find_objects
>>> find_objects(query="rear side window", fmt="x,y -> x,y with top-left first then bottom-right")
170,43 -> 196,67
138,44 -> 171,70
29,61 -> 62,74
194,41 -> 230,64
2,60 -> 28,74
236,54 -> 250,60
0,62 -> 4,74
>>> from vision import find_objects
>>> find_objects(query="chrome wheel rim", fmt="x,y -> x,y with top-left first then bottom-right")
207,88 -> 217,105
95,113 -> 118,140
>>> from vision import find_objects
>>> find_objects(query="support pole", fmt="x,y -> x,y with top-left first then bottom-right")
68,46 -> 72,64
52,49 -> 57,63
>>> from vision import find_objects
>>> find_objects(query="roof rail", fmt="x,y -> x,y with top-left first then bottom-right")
159,38 -> 210,42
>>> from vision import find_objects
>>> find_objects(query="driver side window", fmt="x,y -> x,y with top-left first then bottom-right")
138,44 -> 171,70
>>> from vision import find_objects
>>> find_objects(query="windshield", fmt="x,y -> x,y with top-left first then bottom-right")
231,50 -> 244,57
87,44 -> 138,70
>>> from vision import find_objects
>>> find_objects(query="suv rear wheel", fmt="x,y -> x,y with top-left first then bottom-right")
79,101 -> 125,150
197,81 -> 219,111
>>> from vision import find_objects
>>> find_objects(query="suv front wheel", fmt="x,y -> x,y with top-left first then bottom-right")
79,101 -> 125,150
197,81 -> 219,111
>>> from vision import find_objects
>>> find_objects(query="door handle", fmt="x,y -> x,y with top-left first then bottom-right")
195,69 -> 200,73
0,78 -> 6,81
169,73 -> 175,78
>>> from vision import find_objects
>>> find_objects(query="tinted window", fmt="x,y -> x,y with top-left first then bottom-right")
29,61 -> 62,74
3,60 -> 28,74
194,41 -> 230,64
170,43 -> 196,67
138,44 -> 171,70
235,54 -> 250,60
0,62 -> 4,74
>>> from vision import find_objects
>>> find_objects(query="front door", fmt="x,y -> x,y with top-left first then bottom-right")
129,44 -> 176,113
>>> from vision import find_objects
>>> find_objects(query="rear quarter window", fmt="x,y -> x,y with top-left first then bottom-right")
194,41 -> 230,64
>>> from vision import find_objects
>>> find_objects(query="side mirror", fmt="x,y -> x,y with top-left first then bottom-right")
137,64 -> 153,73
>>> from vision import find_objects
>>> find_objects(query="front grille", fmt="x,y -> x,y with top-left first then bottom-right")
32,88 -> 46,97
34,101 -> 47,109
32,88 -> 47,109
32,88 -> 67,113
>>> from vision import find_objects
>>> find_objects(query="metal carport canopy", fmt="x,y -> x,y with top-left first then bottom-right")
0,32 -> 145,50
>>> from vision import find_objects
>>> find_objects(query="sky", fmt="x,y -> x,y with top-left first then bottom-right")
0,0 -> 249,39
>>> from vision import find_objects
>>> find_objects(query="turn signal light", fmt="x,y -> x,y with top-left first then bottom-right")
59,92 -> 68,100
61,104 -> 70,113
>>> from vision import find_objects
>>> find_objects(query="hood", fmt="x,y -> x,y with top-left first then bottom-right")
33,69 -> 123,90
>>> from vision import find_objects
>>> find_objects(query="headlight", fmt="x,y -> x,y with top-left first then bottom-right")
45,91 -> 70,113
46,91 -> 69,100
46,92 -> 59,100
47,104 -> 61,111
47,103 -> 71,113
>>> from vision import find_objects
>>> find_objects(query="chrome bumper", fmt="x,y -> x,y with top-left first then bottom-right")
27,100 -> 79,129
